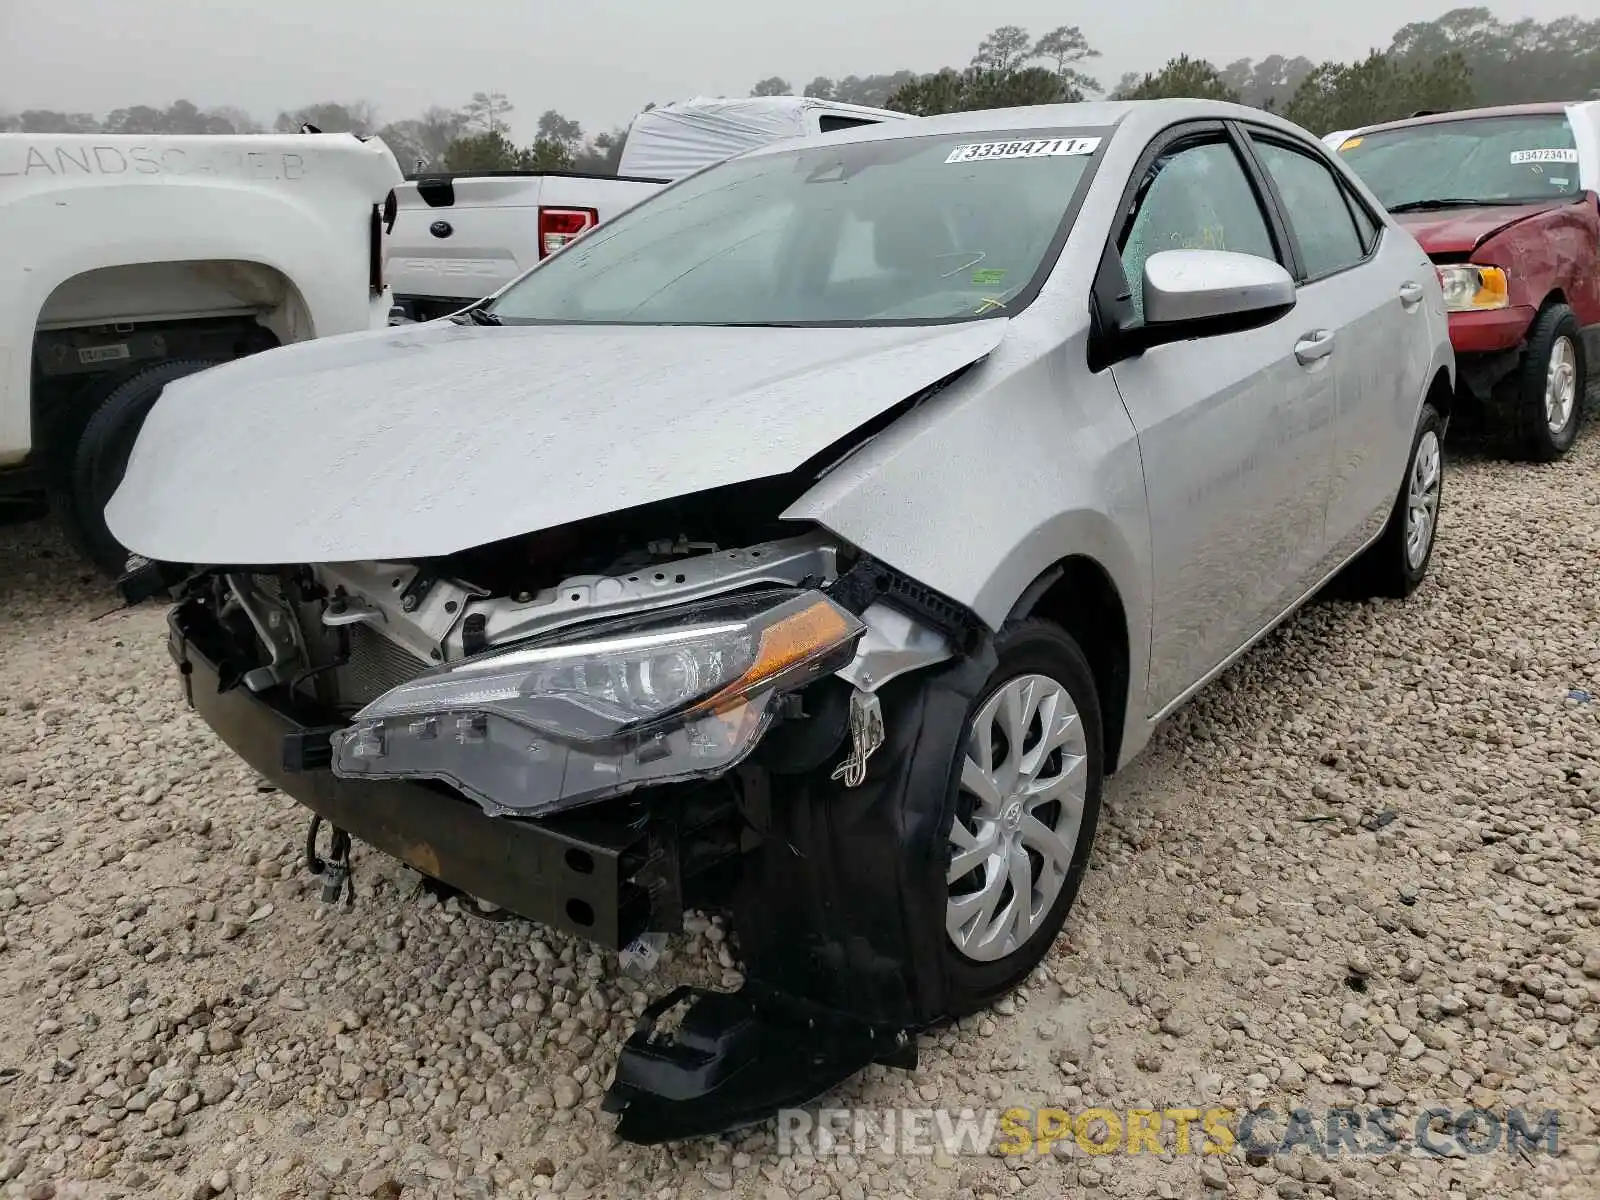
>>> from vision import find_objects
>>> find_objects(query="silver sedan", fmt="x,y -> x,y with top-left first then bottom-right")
111,99 -> 1454,1138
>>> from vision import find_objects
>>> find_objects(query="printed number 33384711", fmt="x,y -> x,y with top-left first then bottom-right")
945,137 -> 1102,164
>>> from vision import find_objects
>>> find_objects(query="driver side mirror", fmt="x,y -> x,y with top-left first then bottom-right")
1087,246 -> 1299,371
1142,249 -> 1297,330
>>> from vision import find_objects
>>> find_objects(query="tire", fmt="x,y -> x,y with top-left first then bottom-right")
1344,403 -> 1444,600
939,619 -> 1104,1014
56,359 -> 219,576
1512,305 -> 1585,463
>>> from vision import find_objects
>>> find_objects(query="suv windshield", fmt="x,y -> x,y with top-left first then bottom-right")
487,128 -> 1106,326
1336,113 -> 1582,209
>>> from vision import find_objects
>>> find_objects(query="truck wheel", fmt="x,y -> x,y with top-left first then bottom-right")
1342,403 -> 1444,600
940,619 -> 1103,1014
59,359 -> 220,576
1513,305 -> 1585,462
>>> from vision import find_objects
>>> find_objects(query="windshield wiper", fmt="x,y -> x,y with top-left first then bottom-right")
1387,198 -> 1495,213
451,305 -> 502,326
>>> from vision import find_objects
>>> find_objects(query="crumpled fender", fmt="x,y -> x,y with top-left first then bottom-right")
731,634 -> 999,1027
601,636 -> 999,1143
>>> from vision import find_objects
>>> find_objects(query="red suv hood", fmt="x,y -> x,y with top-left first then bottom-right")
1392,202 -> 1562,256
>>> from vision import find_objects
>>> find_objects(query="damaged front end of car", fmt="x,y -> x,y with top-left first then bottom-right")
143,481 -> 995,1142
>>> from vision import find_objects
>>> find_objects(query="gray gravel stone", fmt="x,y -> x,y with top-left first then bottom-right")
2,419 -> 1598,1199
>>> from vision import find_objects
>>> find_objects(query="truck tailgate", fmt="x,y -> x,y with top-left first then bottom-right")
385,173 -> 662,314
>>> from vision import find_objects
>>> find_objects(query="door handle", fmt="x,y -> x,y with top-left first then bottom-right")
1399,281 -> 1425,309
1294,329 -> 1336,365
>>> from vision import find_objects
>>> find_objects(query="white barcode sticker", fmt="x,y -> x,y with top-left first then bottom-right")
77,344 -> 130,365
1509,148 -> 1578,164
619,931 -> 666,975
945,137 -> 1102,164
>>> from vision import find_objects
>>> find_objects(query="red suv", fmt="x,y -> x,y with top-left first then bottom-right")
1335,103 -> 1599,461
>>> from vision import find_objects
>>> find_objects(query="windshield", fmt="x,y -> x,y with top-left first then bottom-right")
1336,113 -> 1582,208
486,128 -> 1106,326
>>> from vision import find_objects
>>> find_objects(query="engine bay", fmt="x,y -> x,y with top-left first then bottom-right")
145,473 -> 988,1143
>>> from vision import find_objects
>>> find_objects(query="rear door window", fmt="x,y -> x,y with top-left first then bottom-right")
1251,139 -> 1369,281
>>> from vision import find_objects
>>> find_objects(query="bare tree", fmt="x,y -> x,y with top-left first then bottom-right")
464,91 -> 514,135
536,109 -> 583,154
1033,25 -> 1103,95
971,25 -> 1034,74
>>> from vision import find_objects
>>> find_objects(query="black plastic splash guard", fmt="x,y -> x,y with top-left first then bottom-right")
599,634 -> 998,1143
602,985 -> 916,1144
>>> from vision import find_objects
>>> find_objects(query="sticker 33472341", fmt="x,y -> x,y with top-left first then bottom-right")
945,137 -> 1102,164
1510,148 -> 1579,164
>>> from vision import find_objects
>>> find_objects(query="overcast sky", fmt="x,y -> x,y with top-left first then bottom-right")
1,0 -> 1584,137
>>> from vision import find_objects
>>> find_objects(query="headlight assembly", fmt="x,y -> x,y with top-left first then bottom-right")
1436,264 -> 1509,312
329,589 -> 865,816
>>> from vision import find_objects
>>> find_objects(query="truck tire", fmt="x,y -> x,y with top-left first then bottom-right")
939,619 -> 1104,1014
1513,304 -> 1585,463
57,358 -> 220,576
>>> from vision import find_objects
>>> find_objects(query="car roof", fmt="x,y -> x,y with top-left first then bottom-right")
738,98 -> 1319,156
1351,100 -> 1597,135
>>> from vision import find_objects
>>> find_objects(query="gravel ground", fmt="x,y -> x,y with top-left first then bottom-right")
1,425 -> 1598,1200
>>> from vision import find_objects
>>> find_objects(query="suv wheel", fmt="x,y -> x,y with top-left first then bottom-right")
941,619 -> 1103,1013
1514,304 -> 1585,462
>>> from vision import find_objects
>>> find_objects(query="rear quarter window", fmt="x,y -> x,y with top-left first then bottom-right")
1252,139 -> 1368,280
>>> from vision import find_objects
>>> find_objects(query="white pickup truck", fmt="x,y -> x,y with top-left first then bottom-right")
0,131 -> 405,573
385,171 -> 665,323
385,96 -> 908,321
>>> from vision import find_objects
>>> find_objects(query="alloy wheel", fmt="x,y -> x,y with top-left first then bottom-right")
1546,335 -> 1578,435
946,673 -> 1088,963
1406,429 -> 1442,570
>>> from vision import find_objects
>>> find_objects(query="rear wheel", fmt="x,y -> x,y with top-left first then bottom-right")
55,358 -> 219,576
1513,305 -> 1584,462
940,619 -> 1103,1013
1343,403 -> 1443,600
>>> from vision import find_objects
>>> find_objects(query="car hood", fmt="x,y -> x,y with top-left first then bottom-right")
107,317 -> 1008,565
1392,202 -> 1562,256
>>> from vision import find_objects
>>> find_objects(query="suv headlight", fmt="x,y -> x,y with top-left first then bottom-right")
330,589 -> 865,816
1436,264 -> 1509,312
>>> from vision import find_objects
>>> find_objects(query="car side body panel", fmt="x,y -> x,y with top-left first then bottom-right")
1473,203 -> 1600,328
1322,225 -> 1447,566
787,107 -> 1174,771
1109,306 -> 1338,713
785,312 -> 1156,771
793,100 -> 1452,771
1308,120 -> 1456,455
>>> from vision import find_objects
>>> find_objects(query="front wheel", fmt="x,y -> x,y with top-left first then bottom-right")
940,619 -> 1104,1014
1513,305 -> 1585,462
